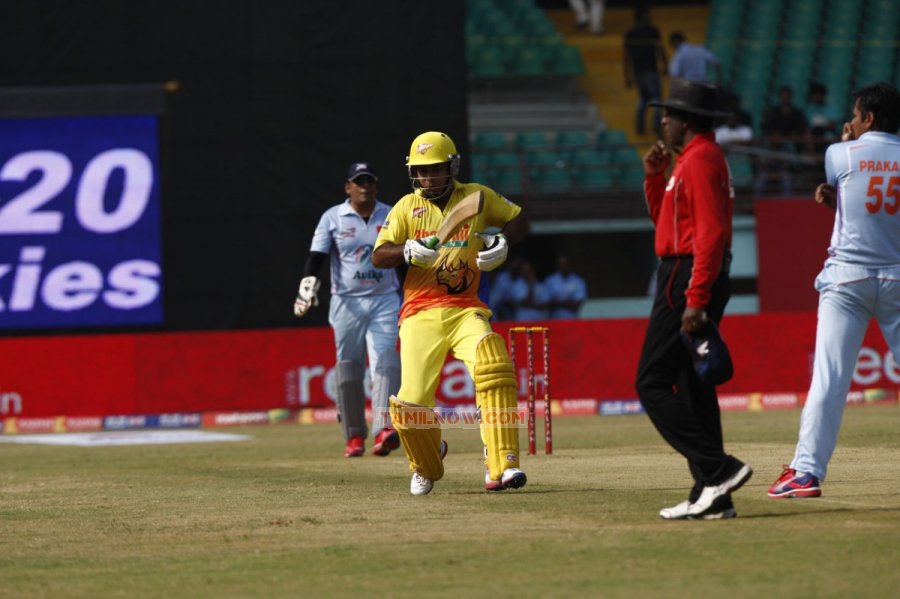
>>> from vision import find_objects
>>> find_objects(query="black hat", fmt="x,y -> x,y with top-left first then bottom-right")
680,320 -> 734,386
346,162 -> 378,182
650,78 -> 731,117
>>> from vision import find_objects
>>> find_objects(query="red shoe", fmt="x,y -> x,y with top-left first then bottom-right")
344,435 -> 364,457
768,465 -> 821,498
372,428 -> 400,456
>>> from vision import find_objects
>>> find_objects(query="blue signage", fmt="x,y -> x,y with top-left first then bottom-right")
0,115 -> 162,329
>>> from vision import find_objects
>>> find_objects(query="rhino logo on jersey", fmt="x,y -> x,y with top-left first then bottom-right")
436,257 -> 475,295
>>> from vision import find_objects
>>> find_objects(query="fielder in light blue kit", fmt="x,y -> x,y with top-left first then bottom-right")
769,83 -> 900,498
294,162 -> 402,458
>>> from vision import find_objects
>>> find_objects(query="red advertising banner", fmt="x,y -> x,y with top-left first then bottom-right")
0,315 -> 897,419
755,198 -> 834,312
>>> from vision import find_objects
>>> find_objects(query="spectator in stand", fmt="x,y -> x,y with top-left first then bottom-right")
668,31 -> 720,83
570,0 -> 605,36
624,4 -> 668,136
714,110 -> 754,146
806,82 -> 841,153
756,85 -> 809,195
511,260 -> 549,321
488,254 -> 524,321
544,254 -> 587,319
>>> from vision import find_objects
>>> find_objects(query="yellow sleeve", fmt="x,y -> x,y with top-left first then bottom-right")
479,185 -> 522,229
374,195 -> 412,250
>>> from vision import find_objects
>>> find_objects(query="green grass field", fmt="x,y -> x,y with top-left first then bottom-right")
3,406 -> 900,598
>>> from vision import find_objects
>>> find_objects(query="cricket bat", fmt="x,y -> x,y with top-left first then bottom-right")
425,190 -> 484,248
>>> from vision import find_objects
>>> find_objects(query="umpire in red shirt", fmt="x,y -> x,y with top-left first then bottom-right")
638,78 -> 752,520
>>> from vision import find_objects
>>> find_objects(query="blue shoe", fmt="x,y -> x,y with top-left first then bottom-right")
768,466 -> 821,498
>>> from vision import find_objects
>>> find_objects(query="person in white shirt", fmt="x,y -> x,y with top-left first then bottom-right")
544,254 -> 587,319
293,162 -> 402,458
768,83 -> 900,499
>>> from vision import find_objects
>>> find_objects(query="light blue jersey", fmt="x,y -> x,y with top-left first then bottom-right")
310,199 -> 400,296
789,129 -> 900,482
825,131 -> 900,269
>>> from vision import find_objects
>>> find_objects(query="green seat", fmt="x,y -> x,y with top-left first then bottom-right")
555,129 -> 590,148
550,45 -> 585,77
571,148 -> 610,167
492,151 -> 522,170
527,150 -> 567,169
613,147 -> 639,165
532,168 -> 572,193
576,168 -> 614,191
473,131 -> 510,150
491,168 -> 523,196
618,166 -> 646,190
471,152 -> 492,171
509,46 -> 545,77
597,129 -> 628,146
516,130 -> 549,150
469,46 -> 506,78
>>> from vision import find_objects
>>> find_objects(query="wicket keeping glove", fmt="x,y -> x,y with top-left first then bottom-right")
293,276 -> 321,317
404,237 -> 440,268
475,232 -> 508,271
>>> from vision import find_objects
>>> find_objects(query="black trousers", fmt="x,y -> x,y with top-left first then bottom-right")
636,255 -> 740,500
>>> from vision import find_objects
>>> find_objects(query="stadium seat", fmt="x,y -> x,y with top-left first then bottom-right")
532,167 -> 572,193
491,151 -> 522,173
555,129 -> 590,148
597,129 -> 628,146
509,46 -> 545,77
492,168 -> 524,195
571,148 -> 610,167
471,152 -> 492,171
516,130 -> 550,150
576,168 -> 614,191
618,166 -> 646,190
474,131 -> 510,151
470,46 -> 507,78
550,45 -> 586,77
527,150 -> 567,169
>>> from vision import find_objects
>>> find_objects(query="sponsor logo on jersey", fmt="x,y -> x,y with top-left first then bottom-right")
414,228 -> 437,238
340,227 -> 356,239
416,143 -> 434,155
412,206 -> 427,218
353,270 -> 384,282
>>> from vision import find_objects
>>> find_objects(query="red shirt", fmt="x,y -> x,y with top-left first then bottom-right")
644,132 -> 733,309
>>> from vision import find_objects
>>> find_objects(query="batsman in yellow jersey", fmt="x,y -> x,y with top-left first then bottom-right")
372,131 -> 530,496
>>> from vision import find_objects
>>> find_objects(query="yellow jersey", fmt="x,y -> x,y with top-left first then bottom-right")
375,181 -> 522,323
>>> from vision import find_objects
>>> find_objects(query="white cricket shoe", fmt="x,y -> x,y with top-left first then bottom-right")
484,467 -> 527,492
410,473 -> 434,496
409,440 -> 448,496
687,463 -> 753,518
660,500 -> 737,520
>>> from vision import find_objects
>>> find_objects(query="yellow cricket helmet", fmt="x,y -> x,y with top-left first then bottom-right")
405,131 -> 460,199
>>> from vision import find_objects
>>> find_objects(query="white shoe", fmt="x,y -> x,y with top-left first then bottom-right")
687,464 -> 753,517
660,500 -> 737,520
485,467 -> 527,491
659,500 -> 691,520
411,473 -> 434,496
409,440 -> 449,496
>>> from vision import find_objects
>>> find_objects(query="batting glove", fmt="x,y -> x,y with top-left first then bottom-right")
475,232 -> 508,271
403,238 -> 440,268
293,275 -> 321,317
